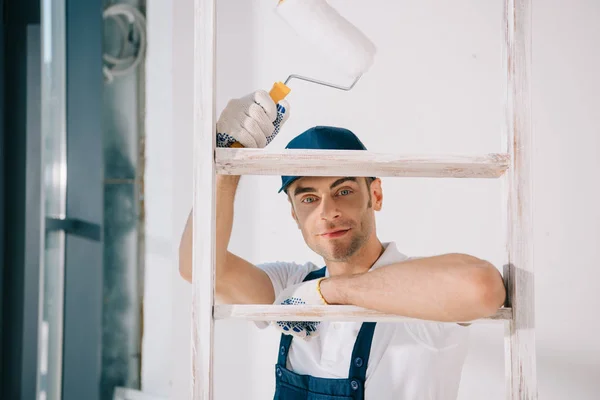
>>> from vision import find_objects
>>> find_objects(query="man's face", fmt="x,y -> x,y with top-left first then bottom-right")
287,177 -> 382,262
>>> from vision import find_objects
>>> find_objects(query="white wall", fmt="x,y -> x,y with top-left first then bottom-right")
142,0 -> 178,396
143,0 -> 600,399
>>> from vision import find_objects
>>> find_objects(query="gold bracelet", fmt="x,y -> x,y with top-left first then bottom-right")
316,278 -> 329,305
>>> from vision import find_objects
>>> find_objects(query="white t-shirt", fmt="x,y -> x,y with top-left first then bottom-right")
259,242 -> 470,400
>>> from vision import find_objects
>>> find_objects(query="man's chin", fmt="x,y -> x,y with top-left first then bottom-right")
320,243 -> 355,262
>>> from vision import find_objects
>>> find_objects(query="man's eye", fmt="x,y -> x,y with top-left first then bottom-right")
302,196 -> 317,203
338,189 -> 352,196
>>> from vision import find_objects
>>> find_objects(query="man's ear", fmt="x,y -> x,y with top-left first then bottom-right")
372,178 -> 383,211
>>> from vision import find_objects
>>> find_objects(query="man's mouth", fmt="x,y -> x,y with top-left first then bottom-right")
320,228 -> 351,238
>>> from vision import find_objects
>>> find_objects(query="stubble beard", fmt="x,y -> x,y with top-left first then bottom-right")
311,211 -> 373,263
302,181 -> 376,263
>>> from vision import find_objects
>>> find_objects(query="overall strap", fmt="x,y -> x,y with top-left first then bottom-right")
347,322 -> 377,381
303,266 -> 327,282
276,266 -> 327,366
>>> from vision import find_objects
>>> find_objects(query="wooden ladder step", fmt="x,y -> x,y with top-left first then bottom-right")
215,149 -> 510,178
214,305 -> 512,323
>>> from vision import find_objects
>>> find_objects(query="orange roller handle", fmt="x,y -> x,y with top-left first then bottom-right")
269,81 -> 291,104
230,82 -> 291,148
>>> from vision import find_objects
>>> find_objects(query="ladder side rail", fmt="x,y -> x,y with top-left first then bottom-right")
503,0 -> 537,398
192,0 -> 217,398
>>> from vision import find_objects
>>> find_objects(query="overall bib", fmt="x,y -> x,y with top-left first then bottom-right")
274,267 -> 377,400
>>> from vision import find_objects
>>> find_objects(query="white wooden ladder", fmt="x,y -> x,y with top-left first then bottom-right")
190,0 -> 535,398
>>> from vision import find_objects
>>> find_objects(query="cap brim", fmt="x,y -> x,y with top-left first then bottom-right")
278,176 -> 299,193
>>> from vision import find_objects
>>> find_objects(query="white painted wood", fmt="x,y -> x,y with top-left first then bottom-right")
216,148 -> 510,178
191,0 -> 216,398
502,0 -> 536,398
186,2 -> 535,398
214,305 -> 512,323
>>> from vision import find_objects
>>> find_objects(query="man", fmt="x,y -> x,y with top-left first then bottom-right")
179,90 -> 506,399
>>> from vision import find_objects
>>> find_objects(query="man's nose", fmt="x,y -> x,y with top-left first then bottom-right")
319,196 -> 341,220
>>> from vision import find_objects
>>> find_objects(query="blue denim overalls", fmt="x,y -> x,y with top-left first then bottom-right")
274,267 -> 377,399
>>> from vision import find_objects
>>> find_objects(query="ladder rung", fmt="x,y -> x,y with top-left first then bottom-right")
215,149 -> 510,178
214,305 -> 512,323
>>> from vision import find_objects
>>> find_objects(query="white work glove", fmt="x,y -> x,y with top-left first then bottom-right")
216,90 -> 290,148
271,278 -> 328,341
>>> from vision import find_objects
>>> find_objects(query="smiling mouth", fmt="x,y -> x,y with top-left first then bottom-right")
320,229 -> 351,238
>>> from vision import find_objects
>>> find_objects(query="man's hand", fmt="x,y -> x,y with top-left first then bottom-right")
271,278 -> 328,341
216,90 -> 290,148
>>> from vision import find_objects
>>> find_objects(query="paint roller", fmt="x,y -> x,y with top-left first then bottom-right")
230,0 -> 377,148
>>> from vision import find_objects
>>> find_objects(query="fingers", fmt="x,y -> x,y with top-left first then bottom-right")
242,115 -> 267,148
252,90 -> 278,121
216,90 -> 290,148
247,103 -> 274,140
232,126 -> 259,148
273,320 -> 320,341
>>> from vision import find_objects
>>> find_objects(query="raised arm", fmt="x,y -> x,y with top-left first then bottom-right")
179,175 -> 275,304
178,90 -> 291,305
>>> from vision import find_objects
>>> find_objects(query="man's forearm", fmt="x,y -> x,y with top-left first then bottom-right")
178,175 -> 240,282
215,175 -> 241,271
319,254 -> 506,322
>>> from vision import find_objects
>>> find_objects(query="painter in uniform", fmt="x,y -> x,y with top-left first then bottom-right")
179,91 -> 507,399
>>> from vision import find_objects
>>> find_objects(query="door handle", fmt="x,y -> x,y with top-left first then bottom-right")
45,217 -> 101,241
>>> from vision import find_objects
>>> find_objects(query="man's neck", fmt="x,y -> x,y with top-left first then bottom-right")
325,236 -> 385,277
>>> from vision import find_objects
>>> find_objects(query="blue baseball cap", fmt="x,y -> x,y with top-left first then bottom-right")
279,126 -> 370,193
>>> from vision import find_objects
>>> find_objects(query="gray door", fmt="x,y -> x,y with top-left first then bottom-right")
40,1 -> 104,400
1,1 -> 103,399
1,2 -> 43,399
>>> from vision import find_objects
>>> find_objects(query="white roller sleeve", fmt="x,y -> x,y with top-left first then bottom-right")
275,0 -> 376,79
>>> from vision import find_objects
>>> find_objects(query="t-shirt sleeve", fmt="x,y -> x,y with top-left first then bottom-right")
404,321 -> 470,351
258,260 -> 319,300
252,260 -> 319,330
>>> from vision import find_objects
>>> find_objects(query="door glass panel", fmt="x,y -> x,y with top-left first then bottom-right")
38,0 -> 67,399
